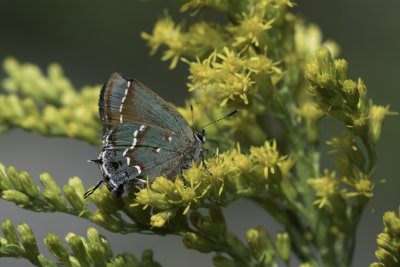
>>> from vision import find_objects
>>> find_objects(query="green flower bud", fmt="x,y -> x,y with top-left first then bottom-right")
376,232 -> 399,259
2,219 -> 19,244
1,241 -> 25,257
0,236 -> 8,246
334,153 -> 354,179
209,207 -> 226,235
87,243 -> 107,266
246,227 -> 275,265
319,73 -> 335,89
196,216 -> 216,237
316,47 -> 336,80
0,166 -> 12,190
6,166 -> 23,191
44,233 -> 70,263
20,171 -> 40,198
63,184 -> 86,211
68,235 -> 89,266
141,249 -> 161,266
43,189 -> 68,211
68,176 -> 85,197
101,236 -> 113,259
375,248 -> 398,266
86,228 -> 112,259
334,59 -> 348,82
305,63 -> 320,85
93,211 -> 123,233
123,202 -> 151,225
43,106 -> 67,133
226,232 -> 251,261
87,227 -> 101,244
189,210 -> 202,228
368,105 -> 397,144
383,211 -> 400,236
112,253 -> 140,267
40,172 -> 61,194
22,98 -> 40,117
90,187 -> 124,213
276,232 -> 291,264
2,190 -> 30,205
342,79 -> 359,109
182,232 -> 214,253
370,263 -> 383,267
213,255 -> 239,267
18,223 -> 40,259
7,94 -> 25,120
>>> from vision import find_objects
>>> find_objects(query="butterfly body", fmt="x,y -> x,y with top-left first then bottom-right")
87,73 -> 206,197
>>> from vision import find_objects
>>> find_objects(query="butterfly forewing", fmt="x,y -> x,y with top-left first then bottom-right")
100,73 -> 193,141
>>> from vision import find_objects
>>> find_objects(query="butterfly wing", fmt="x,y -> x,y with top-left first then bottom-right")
104,122 -> 189,180
99,73 -> 193,140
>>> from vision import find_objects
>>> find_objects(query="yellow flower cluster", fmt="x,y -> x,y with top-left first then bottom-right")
141,2 -> 291,109
130,139 -> 296,228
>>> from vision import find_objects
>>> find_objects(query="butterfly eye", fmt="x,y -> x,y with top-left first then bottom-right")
195,132 -> 206,144
111,162 -> 121,169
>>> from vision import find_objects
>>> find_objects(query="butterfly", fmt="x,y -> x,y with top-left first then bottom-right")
83,73 -> 236,198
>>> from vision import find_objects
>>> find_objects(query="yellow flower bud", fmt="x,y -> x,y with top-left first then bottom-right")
151,210 -> 175,228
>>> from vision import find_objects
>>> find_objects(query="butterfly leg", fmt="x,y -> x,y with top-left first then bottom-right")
199,150 -> 213,175
83,179 -> 105,198
180,169 -> 187,189
202,148 -> 218,158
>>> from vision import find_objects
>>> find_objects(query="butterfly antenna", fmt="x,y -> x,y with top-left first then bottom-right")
199,110 -> 238,130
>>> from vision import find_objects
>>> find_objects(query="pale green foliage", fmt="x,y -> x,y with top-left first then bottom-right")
0,58 -> 102,145
0,219 -> 161,267
0,0 -> 396,266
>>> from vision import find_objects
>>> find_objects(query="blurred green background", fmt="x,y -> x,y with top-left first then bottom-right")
0,0 -> 399,266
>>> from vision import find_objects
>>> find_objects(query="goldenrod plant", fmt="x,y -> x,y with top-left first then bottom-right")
0,0 -> 396,266
371,207 -> 400,267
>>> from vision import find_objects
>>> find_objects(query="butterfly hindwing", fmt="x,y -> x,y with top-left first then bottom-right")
103,121 -> 190,182
100,73 -> 193,140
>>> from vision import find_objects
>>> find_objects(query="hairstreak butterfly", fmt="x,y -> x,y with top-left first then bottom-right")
83,73 -> 236,198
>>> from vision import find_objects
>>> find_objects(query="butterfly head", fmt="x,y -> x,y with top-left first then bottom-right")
194,129 -> 206,144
